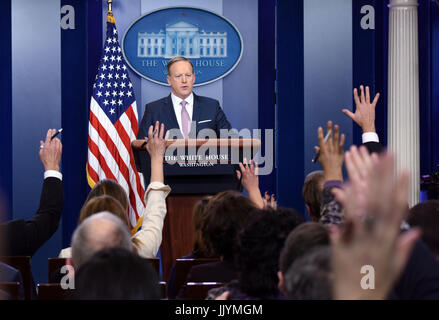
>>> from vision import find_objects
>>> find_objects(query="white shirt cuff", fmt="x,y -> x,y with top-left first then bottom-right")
44,170 -> 63,181
362,132 -> 379,144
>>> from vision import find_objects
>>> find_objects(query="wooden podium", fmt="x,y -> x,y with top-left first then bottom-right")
132,138 -> 261,281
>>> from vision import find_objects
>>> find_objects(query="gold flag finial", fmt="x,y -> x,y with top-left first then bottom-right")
107,0 -> 116,23
107,0 -> 113,13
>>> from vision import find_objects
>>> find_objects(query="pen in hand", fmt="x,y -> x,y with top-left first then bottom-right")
312,129 -> 332,163
51,128 -> 63,141
141,128 -> 158,149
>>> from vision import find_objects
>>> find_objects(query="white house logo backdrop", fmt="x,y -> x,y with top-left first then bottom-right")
122,7 -> 244,86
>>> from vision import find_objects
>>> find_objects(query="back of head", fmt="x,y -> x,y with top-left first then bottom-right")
71,212 -> 134,269
284,246 -> 332,300
204,191 -> 256,261
74,248 -> 160,300
192,197 -> 215,258
78,195 -> 130,228
408,200 -> 439,256
279,222 -> 330,274
85,179 -> 129,212
302,171 -> 325,221
236,208 -> 304,298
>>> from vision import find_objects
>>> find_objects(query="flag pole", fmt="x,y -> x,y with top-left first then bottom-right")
107,0 -> 113,13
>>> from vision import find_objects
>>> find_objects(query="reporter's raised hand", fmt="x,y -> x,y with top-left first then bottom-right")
237,159 -> 264,209
145,121 -> 168,183
39,129 -> 62,172
146,121 -> 168,161
331,150 -> 420,300
316,121 -> 345,182
342,85 -> 380,133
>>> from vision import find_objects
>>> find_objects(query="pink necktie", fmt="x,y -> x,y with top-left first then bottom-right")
181,100 -> 190,139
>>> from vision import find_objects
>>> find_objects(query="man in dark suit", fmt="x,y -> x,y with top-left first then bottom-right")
0,129 -> 63,257
138,56 -> 232,141
136,56 -> 235,186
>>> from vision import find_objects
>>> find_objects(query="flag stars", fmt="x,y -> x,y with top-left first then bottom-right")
119,91 -> 124,97
105,46 -> 110,53
120,82 -> 126,88
111,99 -> 116,106
105,91 -> 110,97
98,82 -> 104,89
110,55 -> 116,62
102,65 -> 107,71
113,28 -> 117,35
106,38 -> 112,44
118,99 -> 123,106
100,73 -> 106,80
117,47 -> 121,53
106,82 -> 112,88
103,56 -> 108,62
116,56 -> 122,62
128,82 -> 133,88
111,47 -> 116,53
109,64 -> 114,71
122,65 -> 127,71
109,108 -> 115,114
113,82 -> 118,88
127,91 -> 132,97
103,99 -> 109,106
112,90 -> 118,97
96,91 -> 102,97
115,73 -> 120,80
116,65 -> 121,71
122,74 -> 127,80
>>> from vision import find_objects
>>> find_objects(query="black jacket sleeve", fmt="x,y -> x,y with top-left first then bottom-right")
0,177 -> 63,256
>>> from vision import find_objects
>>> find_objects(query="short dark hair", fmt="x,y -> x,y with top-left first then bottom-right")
302,171 -> 325,220
203,191 -> 256,261
166,56 -> 194,75
408,200 -> 439,256
73,248 -> 161,300
279,222 -> 329,274
236,208 -> 304,298
284,246 -> 332,300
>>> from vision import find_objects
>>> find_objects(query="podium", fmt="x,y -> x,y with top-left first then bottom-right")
132,138 -> 261,281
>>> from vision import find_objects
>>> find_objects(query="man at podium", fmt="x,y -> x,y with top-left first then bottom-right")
138,56 -> 233,140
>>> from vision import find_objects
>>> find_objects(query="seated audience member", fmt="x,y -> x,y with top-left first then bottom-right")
0,129 -> 63,257
59,121 -> 170,259
58,195 -> 132,258
278,222 -> 329,293
73,248 -> 160,300
407,200 -> 439,260
71,212 -> 134,270
167,196 -> 217,299
284,246 -> 332,300
207,208 -> 304,300
302,171 -> 325,222
176,191 -> 257,298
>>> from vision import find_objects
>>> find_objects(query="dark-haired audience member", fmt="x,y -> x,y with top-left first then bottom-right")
207,208 -> 304,300
408,200 -> 439,259
284,246 -> 332,300
302,171 -> 324,221
167,196 -> 217,299
73,248 -> 160,300
176,191 -> 257,299
278,222 -> 329,293
0,129 -> 63,257
59,121 -> 171,259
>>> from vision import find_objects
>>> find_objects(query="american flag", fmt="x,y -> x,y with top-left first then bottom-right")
86,14 -> 145,233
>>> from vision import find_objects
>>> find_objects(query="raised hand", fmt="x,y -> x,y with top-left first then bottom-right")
316,121 -> 345,182
343,85 -> 380,133
237,159 -> 264,209
331,147 -> 420,299
146,121 -> 168,183
39,129 -> 62,172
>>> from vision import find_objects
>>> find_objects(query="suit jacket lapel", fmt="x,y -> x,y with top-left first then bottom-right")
190,93 -> 202,138
163,94 -> 180,136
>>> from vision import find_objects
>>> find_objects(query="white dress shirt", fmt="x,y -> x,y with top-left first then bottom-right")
362,132 -> 379,144
171,92 -> 194,132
